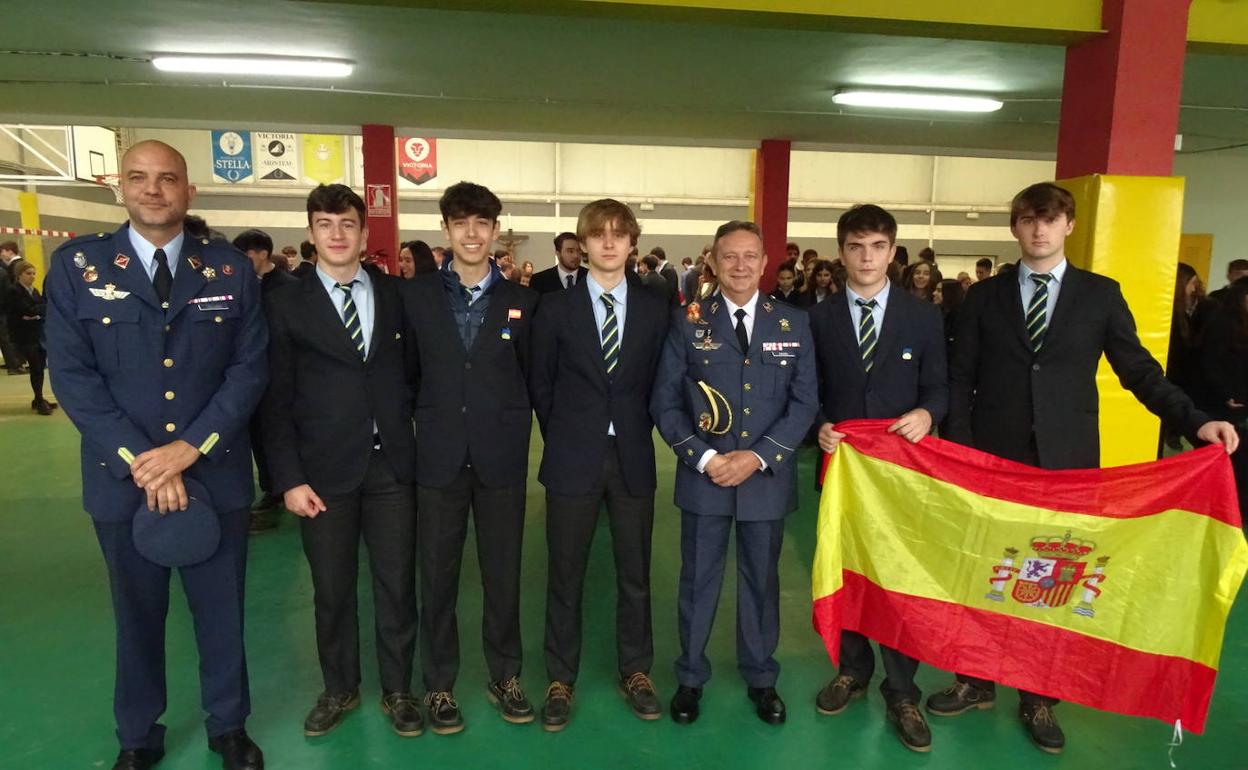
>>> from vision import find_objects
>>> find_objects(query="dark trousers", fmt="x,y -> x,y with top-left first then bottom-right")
544,438 -> 655,684
0,316 -> 24,371
247,412 -> 273,496
301,449 -> 417,694
1233,425 -> 1248,532
418,465 -> 526,690
675,511 -> 784,689
17,342 -> 44,401
839,631 -> 920,705
93,507 -> 250,751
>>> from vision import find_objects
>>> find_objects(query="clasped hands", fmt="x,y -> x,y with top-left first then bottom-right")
704,450 -> 763,488
130,440 -> 201,513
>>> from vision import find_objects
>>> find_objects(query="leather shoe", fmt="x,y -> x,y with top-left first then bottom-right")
1020,702 -> 1065,754
112,748 -> 164,770
618,672 -> 662,720
747,686 -> 787,725
487,676 -> 535,723
815,674 -> 867,715
887,700 -> 933,753
541,681 -> 574,732
303,690 -> 360,736
925,680 -> 995,716
381,692 -> 424,737
424,690 -> 465,735
207,729 -> 263,770
670,685 -> 701,724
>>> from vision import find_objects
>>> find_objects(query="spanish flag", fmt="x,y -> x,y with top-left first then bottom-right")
811,419 -> 1247,733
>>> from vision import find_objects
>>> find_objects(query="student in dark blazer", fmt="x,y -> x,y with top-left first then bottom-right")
5,259 -> 55,413
651,220 -> 819,727
398,181 -> 539,735
530,231 -> 588,295
933,182 -> 1239,754
807,205 -> 947,753
529,199 -> 670,731
261,185 -> 422,740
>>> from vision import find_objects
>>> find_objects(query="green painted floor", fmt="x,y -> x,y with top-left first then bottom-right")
1,372 -> 1246,770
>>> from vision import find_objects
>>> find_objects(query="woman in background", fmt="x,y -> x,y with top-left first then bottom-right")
903,260 -> 940,302
6,260 -> 54,415
797,259 -> 837,307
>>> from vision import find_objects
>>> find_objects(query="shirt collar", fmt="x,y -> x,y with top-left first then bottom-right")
1019,258 -> 1067,288
441,256 -> 499,295
720,290 -> 760,319
556,264 -> 579,280
586,272 -> 628,306
315,263 -> 368,293
846,281 -> 890,309
127,226 -> 185,269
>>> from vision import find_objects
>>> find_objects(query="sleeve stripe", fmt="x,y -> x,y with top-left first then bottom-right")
764,435 -> 795,452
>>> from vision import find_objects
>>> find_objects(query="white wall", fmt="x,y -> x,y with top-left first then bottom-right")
1175,150 -> 1248,289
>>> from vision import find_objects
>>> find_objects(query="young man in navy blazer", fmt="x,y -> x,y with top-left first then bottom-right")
399,181 -> 539,734
529,199 -> 670,730
807,204 -> 948,753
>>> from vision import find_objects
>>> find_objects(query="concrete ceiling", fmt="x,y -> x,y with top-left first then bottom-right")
0,0 -> 1245,158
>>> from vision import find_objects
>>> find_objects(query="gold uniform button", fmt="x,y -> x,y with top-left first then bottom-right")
163,358 -> 174,368
101,317 -> 111,325
164,325 -> 171,332
775,453 -> 783,462
743,407 -> 751,416
686,449 -> 694,456
214,316 -> 222,324
743,383 -> 752,391
744,358 -> 750,365
164,423 -> 176,433
164,391 -> 175,400
741,430 -> 749,438
702,359 -> 709,365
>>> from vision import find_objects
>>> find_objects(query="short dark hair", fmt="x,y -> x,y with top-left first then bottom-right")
918,246 -> 935,262
439,181 -> 502,222
307,184 -> 366,226
641,254 -> 660,271
785,241 -> 799,253
0,240 -> 18,254
837,204 -> 898,247
1010,182 -> 1075,226
802,248 -> 819,260
976,257 -> 994,271
777,259 -> 797,275
650,246 -> 666,262
1227,259 -> 1248,275
299,240 -> 316,261
554,232 -> 578,252
681,256 -> 692,266
893,245 -> 910,265
232,229 -> 273,256
711,220 -> 762,255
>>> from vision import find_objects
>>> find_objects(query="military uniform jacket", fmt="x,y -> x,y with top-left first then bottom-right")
650,293 -> 818,520
46,224 -> 269,521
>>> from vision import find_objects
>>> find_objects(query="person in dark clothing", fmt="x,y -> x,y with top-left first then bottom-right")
933,278 -> 965,359
1201,277 -> 1248,524
0,240 -> 27,374
6,259 -> 53,413
769,259 -> 801,305
1162,263 -> 1207,449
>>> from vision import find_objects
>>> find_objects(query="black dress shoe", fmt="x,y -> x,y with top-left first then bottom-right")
424,690 -> 465,735
1020,703 -> 1065,754
618,672 -> 662,720
747,686 -> 787,725
925,681 -> 995,716
208,729 -> 263,770
670,685 -> 702,724
34,400 -> 53,415
887,700 -> 933,753
303,690 -> 360,736
487,676 -> 535,723
112,748 -> 164,770
381,692 -> 424,737
815,674 -> 868,715
541,681 -> 574,732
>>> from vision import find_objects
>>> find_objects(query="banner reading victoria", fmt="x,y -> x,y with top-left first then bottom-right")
812,420 -> 1246,732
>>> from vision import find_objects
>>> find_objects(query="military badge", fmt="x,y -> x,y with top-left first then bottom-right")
89,283 -> 131,301
762,301 -> 773,313
222,264 -> 233,276
779,318 -> 791,332
698,413 -> 713,432
709,301 -> 719,314
985,531 -> 1109,618
114,254 -> 130,269
202,267 -> 217,280
83,266 -> 98,283
73,252 -> 87,268
188,256 -> 202,271
686,301 -> 703,324
692,380 -> 732,435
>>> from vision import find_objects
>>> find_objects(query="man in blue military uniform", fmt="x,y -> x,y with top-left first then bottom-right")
45,140 -> 268,770
651,220 -> 818,726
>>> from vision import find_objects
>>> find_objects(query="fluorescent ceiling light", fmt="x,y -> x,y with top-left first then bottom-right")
832,89 -> 1003,113
152,55 -> 353,78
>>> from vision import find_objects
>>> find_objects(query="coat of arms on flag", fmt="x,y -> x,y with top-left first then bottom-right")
986,532 -> 1110,616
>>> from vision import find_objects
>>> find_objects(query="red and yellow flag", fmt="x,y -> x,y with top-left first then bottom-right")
812,420 -> 1247,733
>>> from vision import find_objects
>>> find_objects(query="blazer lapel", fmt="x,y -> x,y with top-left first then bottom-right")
164,237 -> 206,323
365,278 -> 389,364
870,292 -> 903,379
572,280 -> 609,381
305,274 -> 362,362
106,228 -> 160,311
708,294 -> 741,355
1001,273 -> 1031,351
469,282 -> 511,357
834,293 -> 869,383
1042,265 -> 1082,351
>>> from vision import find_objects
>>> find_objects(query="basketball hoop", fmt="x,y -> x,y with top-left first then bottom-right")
94,173 -> 123,205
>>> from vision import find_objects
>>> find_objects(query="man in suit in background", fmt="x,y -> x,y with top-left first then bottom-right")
262,184 -> 422,740
530,231 -> 587,295
637,253 -> 670,304
808,204 -> 948,753
399,181 -> 539,734
291,240 -> 317,278
46,140 -> 268,770
652,246 -> 680,306
529,199 -> 670,731
651,220 -> 818,726
232,228 -> 293,530
933,182 -> 1239,754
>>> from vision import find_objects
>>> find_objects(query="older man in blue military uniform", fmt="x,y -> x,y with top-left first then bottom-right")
45,140 -> 268,770
651,220 -> 818,726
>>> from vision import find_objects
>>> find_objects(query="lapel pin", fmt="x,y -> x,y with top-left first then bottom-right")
113,254 -> 130,269
73,252 -> 87,268
501,327 -> 512,340
83,266 -> 98,283
222,264 -> 233,276
779,318 -> 791,332
763,301 -> 773,313
188,256 -> 202,270
902,347 -> 913,361
508,308 -> 522,320
203,267 -> 217,280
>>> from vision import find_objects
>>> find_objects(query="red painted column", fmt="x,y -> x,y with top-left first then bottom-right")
1055,0 -> 1191,178
754,139 -> 791,292
361,123 -> 399,274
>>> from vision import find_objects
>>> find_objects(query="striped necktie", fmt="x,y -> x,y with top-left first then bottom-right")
856,298 -> 878,373
600,292 -> 619,376
337,281 -> 365,358
1026,273 -> 1053,353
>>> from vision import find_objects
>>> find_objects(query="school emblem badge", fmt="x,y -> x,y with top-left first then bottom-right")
985,531 -> 1109,617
